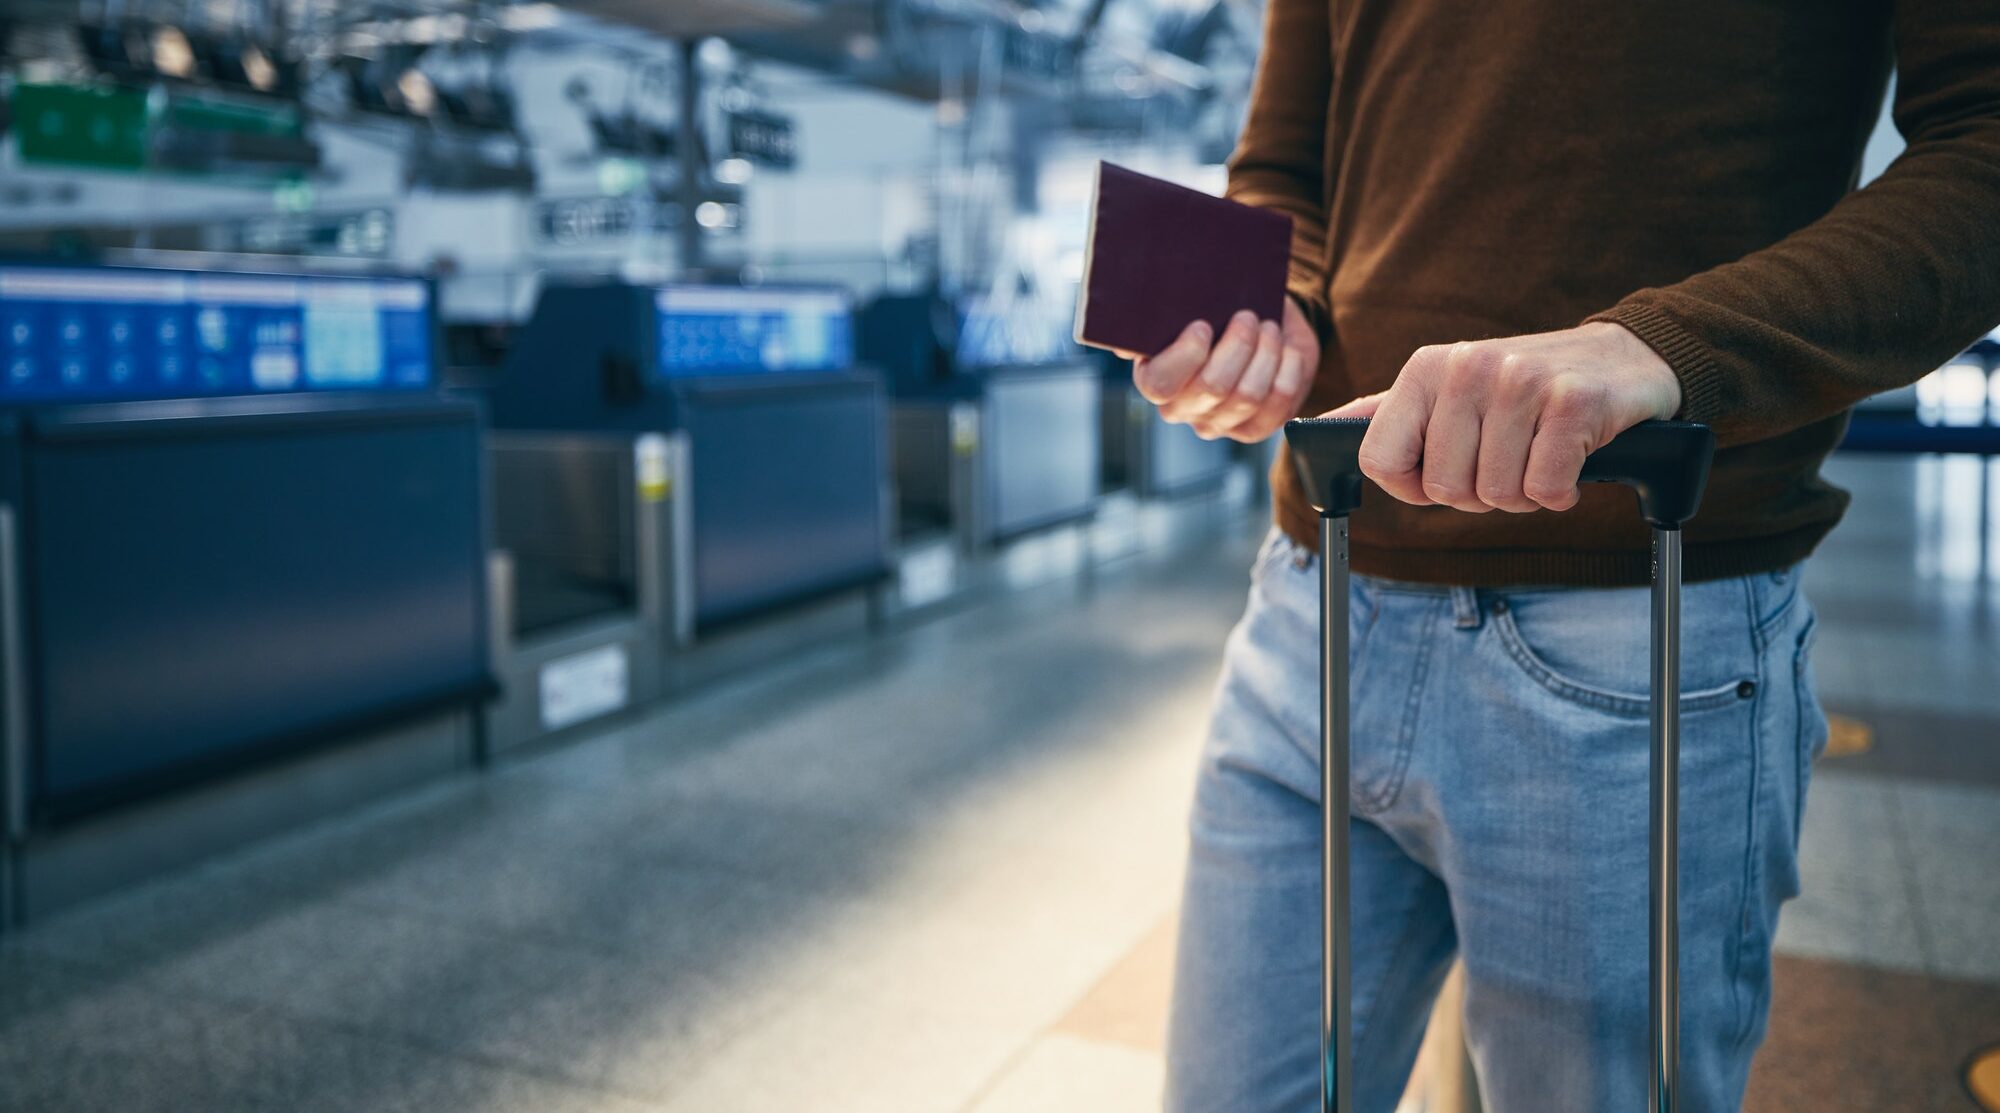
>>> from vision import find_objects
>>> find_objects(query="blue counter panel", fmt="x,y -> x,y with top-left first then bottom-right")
21,399 -> 488,823
677,374 -> 890,629
0,265 -> 434,403
657,284 -> 853,378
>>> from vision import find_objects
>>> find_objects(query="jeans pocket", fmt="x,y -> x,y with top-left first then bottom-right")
1490,602 -> 1755,719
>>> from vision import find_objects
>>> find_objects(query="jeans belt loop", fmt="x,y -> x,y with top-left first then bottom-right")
1450,586 -> 1483,630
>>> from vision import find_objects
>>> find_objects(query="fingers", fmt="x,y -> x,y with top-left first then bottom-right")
1204,320 -> 1283,430
1521,381 -> 1609,511
1220,340 -> 1313,442
1355,350 -> 1438,506
1173,310 -> 1261,421
1131,319 -> 1213,403
1144,305 -> 1322,444
1418,395 -> 1489,512
1473,378 -> 1541,513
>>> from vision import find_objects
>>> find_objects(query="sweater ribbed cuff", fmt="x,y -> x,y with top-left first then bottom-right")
1286,277 -> 1332,342
1588,300 -> 1727,426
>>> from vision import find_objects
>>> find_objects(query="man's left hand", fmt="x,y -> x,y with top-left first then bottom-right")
1325,322 -> 1682,513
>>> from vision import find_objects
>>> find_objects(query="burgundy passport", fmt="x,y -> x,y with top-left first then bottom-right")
1073,161 -> 1292,359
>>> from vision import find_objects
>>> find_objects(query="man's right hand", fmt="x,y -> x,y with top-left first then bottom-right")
1121,297 -> 1320,443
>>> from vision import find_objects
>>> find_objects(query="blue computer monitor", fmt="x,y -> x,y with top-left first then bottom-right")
655,284 -> 854,377
0,263 -> 435,403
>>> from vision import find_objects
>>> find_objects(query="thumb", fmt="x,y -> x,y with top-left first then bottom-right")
1321,392 -> 1386,420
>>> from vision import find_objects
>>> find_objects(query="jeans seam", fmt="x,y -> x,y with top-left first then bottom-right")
1361,594 -> 1440,814
1729,573 -> 1765,1053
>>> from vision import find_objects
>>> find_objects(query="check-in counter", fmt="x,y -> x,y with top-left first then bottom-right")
484,281 -> 891,709
860,292 -> 1101,550
0,261 -> 490,926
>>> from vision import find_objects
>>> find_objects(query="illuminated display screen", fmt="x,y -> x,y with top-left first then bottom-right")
0,265 -> 434,403
656,284 -> 853,377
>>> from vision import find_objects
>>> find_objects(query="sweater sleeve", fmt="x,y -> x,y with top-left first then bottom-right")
1224,0 -> 1334,333
1588,0 -> 2000,447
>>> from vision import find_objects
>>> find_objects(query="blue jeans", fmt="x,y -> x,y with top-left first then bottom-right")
1166,530 -> 1827,1113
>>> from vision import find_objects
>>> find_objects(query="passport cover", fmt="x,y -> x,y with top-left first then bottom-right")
1073,161 -> 1292,359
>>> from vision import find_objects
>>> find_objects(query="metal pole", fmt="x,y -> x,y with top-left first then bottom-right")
1320,513 -> 1352,1113
675,38 -> 705,275
1649,526 -> 1682,1113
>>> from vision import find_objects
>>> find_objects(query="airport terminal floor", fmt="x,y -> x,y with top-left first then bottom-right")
0,452 -> 1995,1113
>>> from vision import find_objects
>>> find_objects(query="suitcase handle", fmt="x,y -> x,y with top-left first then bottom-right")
1284,413 -> 1715,1113
1284,416 -> 1715,528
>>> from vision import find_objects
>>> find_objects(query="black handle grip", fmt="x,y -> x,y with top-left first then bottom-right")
1283,416 -> 1715,529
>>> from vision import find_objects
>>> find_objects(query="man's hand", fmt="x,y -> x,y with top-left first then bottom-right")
1125,297 -> 1320,443
1326,322 -> 1681,513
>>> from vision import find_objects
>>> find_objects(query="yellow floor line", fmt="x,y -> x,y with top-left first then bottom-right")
1824,713 -> 1874,758
1968,1044 -> 2000,1112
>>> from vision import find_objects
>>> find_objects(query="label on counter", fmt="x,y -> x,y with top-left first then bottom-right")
540,644 -> 629,730
635,434 -> 671,502
950,404 -> 980,457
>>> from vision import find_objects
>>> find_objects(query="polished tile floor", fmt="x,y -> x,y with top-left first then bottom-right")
2,455 -> 1996,1113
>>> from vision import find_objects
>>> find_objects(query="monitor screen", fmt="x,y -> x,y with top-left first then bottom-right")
0,264 -> 434,403
656,284 -> 854,377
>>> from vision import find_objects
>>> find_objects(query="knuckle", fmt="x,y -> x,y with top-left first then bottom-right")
1542,375 -> 1607,419
1443,343 -> 1498,391
1494,353 -> 1542,396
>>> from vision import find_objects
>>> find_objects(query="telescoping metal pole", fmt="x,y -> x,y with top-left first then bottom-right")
1320,513 -> 1352,1113
1650,526 -> 1682,1113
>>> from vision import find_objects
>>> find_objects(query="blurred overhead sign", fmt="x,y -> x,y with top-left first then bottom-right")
13,81 -> 317,178
536,197 -> 642,245
14,83 -> 149,171
726,109 -> 796,169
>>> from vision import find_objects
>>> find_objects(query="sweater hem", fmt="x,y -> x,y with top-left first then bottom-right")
1276,512 -> 1838,587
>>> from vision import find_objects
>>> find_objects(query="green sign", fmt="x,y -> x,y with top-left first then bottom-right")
14,82 -> 151,171
13,82 -> 307,176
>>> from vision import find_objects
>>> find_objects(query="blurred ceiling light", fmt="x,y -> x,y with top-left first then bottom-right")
239,43 -> 278,91
397,69 -> 438,116
714,157 -> 753,185
936,98 -> 967,125
498,4 -> 562,32
151,25 -> 196,79
698,39 -> 733,67
846,34 -> 880,61
694,201 -> 729,229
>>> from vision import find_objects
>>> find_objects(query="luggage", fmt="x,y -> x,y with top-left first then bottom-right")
1281,417 -> 1716,1113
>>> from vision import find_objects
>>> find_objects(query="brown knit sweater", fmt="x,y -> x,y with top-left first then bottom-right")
1231,0 -> 2000,585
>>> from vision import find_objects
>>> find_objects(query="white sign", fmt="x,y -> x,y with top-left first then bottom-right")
898,543 -> 958,609
539,644 -> 629,731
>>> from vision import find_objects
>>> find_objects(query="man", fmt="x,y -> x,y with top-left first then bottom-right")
1138,2 -> 2000,1110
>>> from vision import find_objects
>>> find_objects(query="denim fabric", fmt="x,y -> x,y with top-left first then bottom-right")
1166,529 -> 1827,1113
